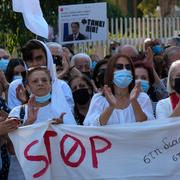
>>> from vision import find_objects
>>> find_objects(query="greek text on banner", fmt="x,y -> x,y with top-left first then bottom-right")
9,117 -> 180,180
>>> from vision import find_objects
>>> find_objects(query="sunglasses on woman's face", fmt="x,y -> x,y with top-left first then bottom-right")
114,63 -> 131,70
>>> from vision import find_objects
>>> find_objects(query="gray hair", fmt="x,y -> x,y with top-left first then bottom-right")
168,36 -> 180,47
70,53 -> 92,67
46,42 -> 63,54
164,46 -> 180,68
167,60 -> 180,93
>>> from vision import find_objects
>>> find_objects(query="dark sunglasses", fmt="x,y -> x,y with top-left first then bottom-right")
114,63 -> 131,70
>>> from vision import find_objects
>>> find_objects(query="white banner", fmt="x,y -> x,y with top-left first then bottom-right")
9,118 -> 180,180
58,3 -> 107,44
12,0 -> 48,38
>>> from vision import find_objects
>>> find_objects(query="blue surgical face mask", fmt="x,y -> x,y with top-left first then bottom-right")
13,75 -> 22,81
136,80 -> 150,93
152,45 -> 164,55
113,69 -> 133,88
0,58 -> 9,72
35,92 -> 51,103
91,61 -> 97,70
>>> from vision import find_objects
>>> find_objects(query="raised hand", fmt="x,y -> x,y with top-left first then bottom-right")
16,84 -> 28,103
103,85 -> 118,108
130,81 -> 141,101
26,96 -> 39,125
62,47 -> 72,63
62,48 -> 70,71
52,112 -> 66,125
144,47 -> 154,68
56,47 -> 71,79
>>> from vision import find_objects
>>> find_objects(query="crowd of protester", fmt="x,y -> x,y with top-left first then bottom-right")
0,36 -> 180,179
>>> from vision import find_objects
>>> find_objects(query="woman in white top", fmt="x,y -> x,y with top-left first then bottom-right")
8,66 -> 76,125
7,66 -> 76,180
156,60 -> 180,119
84,54 -> 154,126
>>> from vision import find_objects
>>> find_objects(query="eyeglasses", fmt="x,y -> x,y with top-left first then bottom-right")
114,63 -> 131,70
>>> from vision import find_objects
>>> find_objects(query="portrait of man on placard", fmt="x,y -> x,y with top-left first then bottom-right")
64,22 -> 87,42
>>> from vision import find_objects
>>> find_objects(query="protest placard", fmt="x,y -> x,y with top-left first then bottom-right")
58,2 -> 107,44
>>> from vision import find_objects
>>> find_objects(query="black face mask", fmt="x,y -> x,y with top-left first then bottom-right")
82,72 -> 91,79
173,77 -> 180,94
97,69 -> 106,88
73,88 -> 92,105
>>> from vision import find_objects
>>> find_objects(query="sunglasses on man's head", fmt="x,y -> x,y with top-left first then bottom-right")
114,63 -> 131,70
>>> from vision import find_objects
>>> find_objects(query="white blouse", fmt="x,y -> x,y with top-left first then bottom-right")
156,97 -> 172,120
83,92 -> 154,126
9,103 -> 77,125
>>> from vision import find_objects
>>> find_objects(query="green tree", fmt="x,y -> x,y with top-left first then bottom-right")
138,0 -> 159,17
0,0 -> 34,54
138,0 -> 179,17
0,0 -> 122,54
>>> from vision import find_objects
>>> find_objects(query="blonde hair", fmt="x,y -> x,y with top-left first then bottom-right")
167,60 -> 180,93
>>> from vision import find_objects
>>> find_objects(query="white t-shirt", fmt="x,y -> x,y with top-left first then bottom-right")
9,103 -> 76,125
83,92 -> 155,126
156,97 -> 172,120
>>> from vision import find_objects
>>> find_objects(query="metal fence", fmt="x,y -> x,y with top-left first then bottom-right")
74,17 -> 180,57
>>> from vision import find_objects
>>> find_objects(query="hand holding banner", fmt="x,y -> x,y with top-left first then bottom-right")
9,118 -> 180,180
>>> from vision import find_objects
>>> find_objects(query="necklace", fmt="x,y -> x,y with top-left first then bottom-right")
115,92 -> 129,97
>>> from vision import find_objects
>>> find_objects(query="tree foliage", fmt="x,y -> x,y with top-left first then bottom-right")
0,0 -> 121,54
137,0 -> 159,17
138,0 -> 179,17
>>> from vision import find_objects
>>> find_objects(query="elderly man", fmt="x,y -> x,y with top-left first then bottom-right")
164,46 -> 180,69
115,44 -> 139,61
46,42 -> 81,81
70,53 -> 92,79
168,36 -> 180,47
